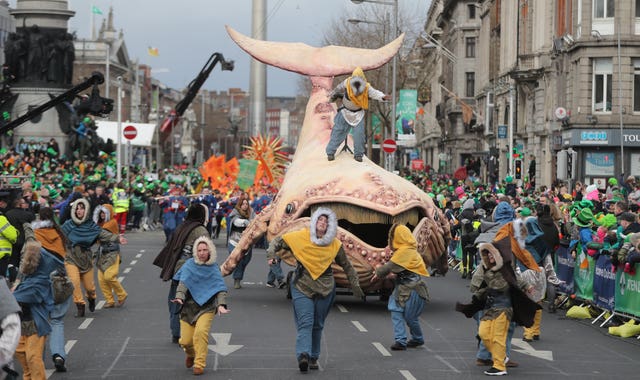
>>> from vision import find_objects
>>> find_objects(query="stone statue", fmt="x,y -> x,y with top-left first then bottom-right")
26,25 -> 46,81
61,33 -> 75,85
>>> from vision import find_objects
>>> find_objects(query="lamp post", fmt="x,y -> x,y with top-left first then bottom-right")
351,0 -> 397,171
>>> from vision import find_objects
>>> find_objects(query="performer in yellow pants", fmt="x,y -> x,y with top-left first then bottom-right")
94,205 -> 128,307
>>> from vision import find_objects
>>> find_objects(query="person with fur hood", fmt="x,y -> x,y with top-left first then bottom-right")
11,237 -> 63,379
266,207 -> 364,372
228,197 -> 255,289
325,66 -> 391,162
61,198 -> 126,318
23,207 -> 72,372
373,224 -> 430,351
93,204 -> 127,308
153,203 -> 210,344
171,236 -> 229,376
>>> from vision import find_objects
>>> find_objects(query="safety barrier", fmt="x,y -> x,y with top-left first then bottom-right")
555,244 -> 640,339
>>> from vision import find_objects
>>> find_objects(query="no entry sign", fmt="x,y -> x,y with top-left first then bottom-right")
382,139 -> 397,153
123,125 -> 137,140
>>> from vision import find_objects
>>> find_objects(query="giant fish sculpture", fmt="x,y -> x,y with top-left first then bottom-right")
221,26 -> 450,293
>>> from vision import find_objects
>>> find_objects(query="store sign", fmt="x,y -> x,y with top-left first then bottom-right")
498,125 -> 507,139
580,131 -> 608,144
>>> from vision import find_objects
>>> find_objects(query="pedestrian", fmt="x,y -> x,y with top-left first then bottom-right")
373,224 -> 430,351
0,194 -> 18,282
228,197 -> 255,289
153,203 -> 209,344
111,183 -> 129,235
171,236 -> 229,376
61,198 -> 125,317
12,238 -> 60,380
0,275 -> 21,379
25,207 -> 72,372
266,207 -> 364,372
93,204 -> 127,308
325,66 -> 390,162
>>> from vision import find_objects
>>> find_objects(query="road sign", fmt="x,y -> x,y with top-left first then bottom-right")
382,139 -> 397,153
123,125 -> 137,140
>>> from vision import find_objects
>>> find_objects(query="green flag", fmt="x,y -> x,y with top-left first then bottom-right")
92,5 -> 103,15
237,159 -> 259,190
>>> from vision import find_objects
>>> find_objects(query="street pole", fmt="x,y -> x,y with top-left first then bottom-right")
105,42 -> 110,103
508,85 -> 515,176
201,91 -> 205,164
116,76 -> 122,183
390,0 -> 398,172
617,17 -> 624,177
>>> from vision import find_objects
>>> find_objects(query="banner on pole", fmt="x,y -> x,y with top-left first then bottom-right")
593,254 -> 616,310
614,267 -> 640,316
237,159 -> 258,190
574,252 -> 595,301
555,245 -> 575,294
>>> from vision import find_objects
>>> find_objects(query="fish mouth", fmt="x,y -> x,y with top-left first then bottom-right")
298,201 -> 427,249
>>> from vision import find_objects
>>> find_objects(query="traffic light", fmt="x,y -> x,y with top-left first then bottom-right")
515,159 -> 522,179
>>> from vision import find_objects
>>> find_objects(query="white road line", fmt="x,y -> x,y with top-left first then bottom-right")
399,370 -> 417,380
435,354 -> 461,373
372,342 -> 392,357
123,267 -> 131,273
101,337 -> 130,379
65,339 -> 76,353
135,253 -> 142,258
139,250 -> 145,253
130,260 -> 138,265
118,276 -> 124,282
336,304 -> 348,313
46,369 -> 54,378
351,320 -> 368,332
78,318 -> 94,330
96,300 -> 106,310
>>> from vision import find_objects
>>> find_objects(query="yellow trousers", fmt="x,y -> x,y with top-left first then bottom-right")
523,309 -> 542,339
98,260 -> 127,305
66,263 -> 96,305
478,312 -> 509,371
15,334 -> 46,380
179,312 -> 215,369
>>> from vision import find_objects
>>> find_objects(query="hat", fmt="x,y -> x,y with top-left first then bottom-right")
597,214 -> 618,229
573,208 -> 594,227
608,177 -> 618,186
519,207 -> 532,217
505,176 -> 513,183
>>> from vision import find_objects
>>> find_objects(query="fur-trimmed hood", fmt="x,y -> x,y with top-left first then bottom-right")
478,242 -> 503,271
93,204 -> 114,223
31,220 -> 54,230
70,198 -> 91,225
192,236 -> 216,265
19,240 -> 43,275
310,207 -> 338,246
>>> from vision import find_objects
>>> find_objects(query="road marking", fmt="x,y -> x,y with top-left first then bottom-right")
96,300 -> 106,310
399,370 -> 417,380
118,276 -> 124,282
130,260 -> 138,265
78,318 -> 94,329
435,354 -> 461,373
136,253 -> 142,258
336,304 -> 348,313
101,336 -> 130,379
372,342 -> 392,357
351,320 -> 368,332
139,250 -> 145,253
512,338 -> 554,361
208,333 -> 243,356
65,339 -> 76,353
123,267 -> 131,273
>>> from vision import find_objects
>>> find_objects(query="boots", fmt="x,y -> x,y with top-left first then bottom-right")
75,303 -> 85,318
234,279 -> 241,289
88,297 -> 96,312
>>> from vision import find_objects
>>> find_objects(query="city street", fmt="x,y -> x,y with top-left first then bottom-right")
35,230 -> 640,380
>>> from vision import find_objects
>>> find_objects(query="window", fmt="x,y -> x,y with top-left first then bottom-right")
466,72 -> 475,97
593,0 -> 614,19
593,58 -> 612,113
466,37 -> 476,58
468,4 -> 476,19
634,59 -> 640,112
637,0 -> 640,17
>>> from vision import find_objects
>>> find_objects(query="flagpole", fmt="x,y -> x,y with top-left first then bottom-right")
90,7 -> 94,39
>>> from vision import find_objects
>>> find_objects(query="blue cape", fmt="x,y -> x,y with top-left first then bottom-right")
173,258 -> 227,306
61,219 -> 102,248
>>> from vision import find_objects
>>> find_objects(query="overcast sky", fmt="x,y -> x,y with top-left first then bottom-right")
10,0 -> 429,97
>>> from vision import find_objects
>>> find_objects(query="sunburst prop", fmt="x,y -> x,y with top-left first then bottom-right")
243,135 -> 288,187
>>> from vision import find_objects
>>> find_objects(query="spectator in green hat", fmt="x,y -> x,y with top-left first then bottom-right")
569,208 -> 595,259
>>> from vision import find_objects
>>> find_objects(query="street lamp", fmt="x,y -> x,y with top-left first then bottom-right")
350,0 -> 397,171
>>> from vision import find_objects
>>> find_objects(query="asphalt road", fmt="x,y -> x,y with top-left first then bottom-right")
23,229 -> 640,379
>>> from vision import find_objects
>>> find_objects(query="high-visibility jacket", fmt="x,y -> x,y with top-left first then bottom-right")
0,214 -> 18,260
112,187 -> 130,213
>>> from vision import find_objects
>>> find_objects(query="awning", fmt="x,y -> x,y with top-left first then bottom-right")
95,121 -> 157,147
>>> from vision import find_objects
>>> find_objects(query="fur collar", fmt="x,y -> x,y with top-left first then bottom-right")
31,220 -> 54,230
310,207 -> 338,246
71,198 -> 91,225
478,242 -> 503,271
19,240 -> 42,275
192,236 -> 216,265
